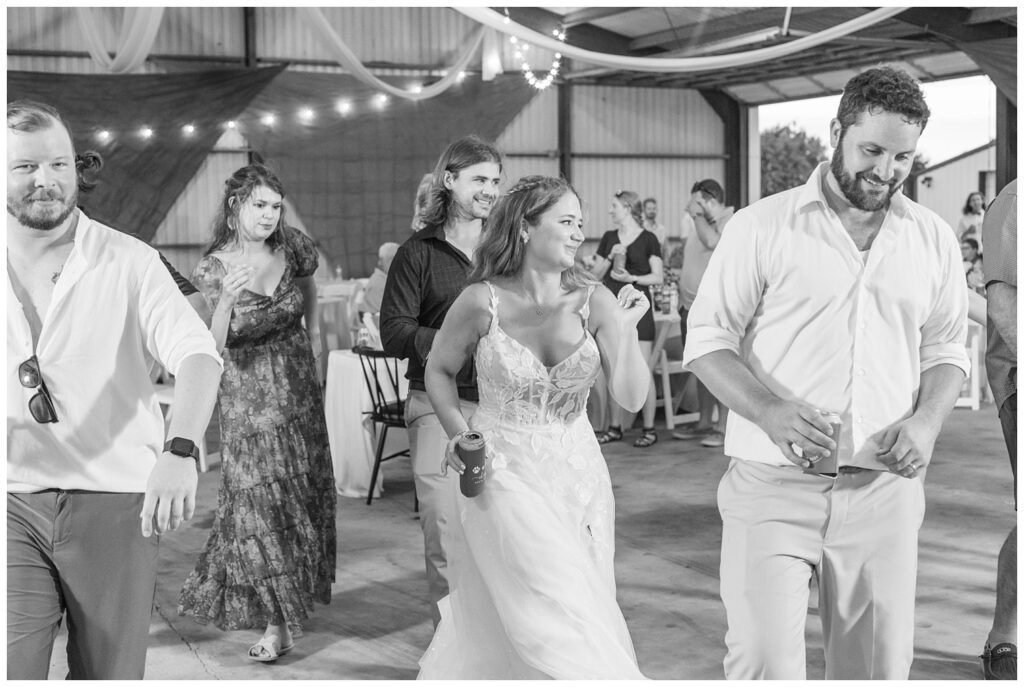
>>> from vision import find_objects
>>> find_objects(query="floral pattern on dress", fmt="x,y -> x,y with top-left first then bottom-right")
177,226 -> 337,631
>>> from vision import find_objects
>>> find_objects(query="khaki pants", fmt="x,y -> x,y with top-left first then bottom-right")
717,459 -> 925,679
7,491 -> 159,679
405,389 -> 477,627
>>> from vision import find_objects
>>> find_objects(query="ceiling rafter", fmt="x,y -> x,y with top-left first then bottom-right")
503,7 -> 633,55
646,45 -> 936,91
965,7 -> 1017,25
893,7 -> 1016,42
628,6 -> 829,52
560,7 -> 635,28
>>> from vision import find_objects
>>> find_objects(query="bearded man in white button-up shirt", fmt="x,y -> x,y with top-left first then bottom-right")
683,67 -> 969,680
6,100 -> 223,679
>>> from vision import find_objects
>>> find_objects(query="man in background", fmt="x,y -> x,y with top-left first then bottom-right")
673,179 -> 733,448
380,135 -> 502,626
642,196 -> 669,257
362,241 -> 400,315
981,179 -> 1017,680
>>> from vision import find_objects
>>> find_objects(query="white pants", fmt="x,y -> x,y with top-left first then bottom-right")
717,459 -> 926,680
405,389 -> 477,627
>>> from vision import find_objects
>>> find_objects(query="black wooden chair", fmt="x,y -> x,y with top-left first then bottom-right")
353,345 -> 410,505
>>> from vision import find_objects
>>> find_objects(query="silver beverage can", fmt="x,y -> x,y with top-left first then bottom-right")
457,431 -> 486,498
612,252 -> 626,274
805,411 -> 841,474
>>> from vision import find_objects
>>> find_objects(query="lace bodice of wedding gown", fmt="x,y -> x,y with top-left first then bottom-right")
474,281 -> 601,428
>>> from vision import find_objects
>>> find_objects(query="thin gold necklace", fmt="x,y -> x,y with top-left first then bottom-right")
518,280 -> 548,317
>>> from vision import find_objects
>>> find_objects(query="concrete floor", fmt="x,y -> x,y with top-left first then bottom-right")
47,404 -> 1015,679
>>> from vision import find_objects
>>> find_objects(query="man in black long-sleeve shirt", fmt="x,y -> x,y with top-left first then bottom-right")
380,136 -> 502,626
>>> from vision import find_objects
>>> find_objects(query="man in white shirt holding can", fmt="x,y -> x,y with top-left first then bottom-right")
683,67 -> 969,679
6,100 -> 223,679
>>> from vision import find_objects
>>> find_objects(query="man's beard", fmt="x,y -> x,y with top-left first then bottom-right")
8,186 -> 78,231
830,141 -> 900,212
451,194 -> 491,222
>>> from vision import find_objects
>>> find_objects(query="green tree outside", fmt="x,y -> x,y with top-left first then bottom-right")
760,123 -> 829,197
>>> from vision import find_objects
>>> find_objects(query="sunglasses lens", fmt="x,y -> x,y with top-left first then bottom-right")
28,391 -> 57,424
19,360 -> 39,388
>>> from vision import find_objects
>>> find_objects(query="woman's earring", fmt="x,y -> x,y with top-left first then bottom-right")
521,233 -> 529,244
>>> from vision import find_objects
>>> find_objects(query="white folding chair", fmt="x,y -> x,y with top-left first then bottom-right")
955,321 -> 983,410
651,321 -> 697,429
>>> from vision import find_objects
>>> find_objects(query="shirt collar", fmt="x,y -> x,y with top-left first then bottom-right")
414,222 -> 447,242
69,210 -> 97,264
798,163 -> 911,219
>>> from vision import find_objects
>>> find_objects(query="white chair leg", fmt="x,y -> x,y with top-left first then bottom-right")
661,352 -> 675,429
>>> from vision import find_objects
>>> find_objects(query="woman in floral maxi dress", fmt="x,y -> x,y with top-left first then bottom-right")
178,163 -> 336,662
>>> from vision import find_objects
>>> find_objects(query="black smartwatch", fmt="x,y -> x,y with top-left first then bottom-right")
164,437 -> 200,464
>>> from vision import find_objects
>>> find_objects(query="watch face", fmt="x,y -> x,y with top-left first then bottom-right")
167,437 -> 198,457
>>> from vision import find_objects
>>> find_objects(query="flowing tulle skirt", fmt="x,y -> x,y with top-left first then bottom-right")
417,412 -> 646,679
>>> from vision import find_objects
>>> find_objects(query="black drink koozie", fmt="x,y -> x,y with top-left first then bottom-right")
458,432 -> 486,497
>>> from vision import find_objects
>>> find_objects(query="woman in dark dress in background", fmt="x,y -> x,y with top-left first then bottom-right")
178,163 -> 336,663
590,189 -> 663,448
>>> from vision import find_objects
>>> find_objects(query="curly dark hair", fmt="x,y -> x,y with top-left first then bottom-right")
75,150 -> 103,192
836,66 -> 930,133
205,162 -> 288,255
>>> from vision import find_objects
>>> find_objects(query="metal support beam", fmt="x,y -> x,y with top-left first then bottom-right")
561,7 -> 635,28
894,7 -> 1015,42
995,91 -> 1017,194
698,89 -> 745,207
558,68 -> 573,183
966,7 -> 1018,25
243,7 -> 257,69
505,7 -> 632,55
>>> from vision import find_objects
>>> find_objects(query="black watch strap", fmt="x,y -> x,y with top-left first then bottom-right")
164,437 -> 200,463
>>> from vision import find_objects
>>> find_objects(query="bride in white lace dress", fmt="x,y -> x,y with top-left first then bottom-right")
418,176 -> 652,679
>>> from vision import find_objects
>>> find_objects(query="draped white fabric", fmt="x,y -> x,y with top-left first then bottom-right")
76,7 -> 164,74
454,6 -> 907,73
296,7 -> 485,101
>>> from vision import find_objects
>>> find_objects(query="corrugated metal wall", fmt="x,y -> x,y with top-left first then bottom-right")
571,86 -> 727,240
573,86 -> 723,155
495,85 -> 729,240
9,7 -> 732,262
916,146 -> 996,229
6,7 -> 244,61
496,87 -> 558,154
154,129 -> 249,278
257,7 -> 477,65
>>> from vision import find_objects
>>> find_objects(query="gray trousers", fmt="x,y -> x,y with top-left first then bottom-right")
405,389 -> 477,627
7,491 -> 159,679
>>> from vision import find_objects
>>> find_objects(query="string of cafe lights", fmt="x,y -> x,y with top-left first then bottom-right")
504,9 -> 566,90
85,73 -> 470,145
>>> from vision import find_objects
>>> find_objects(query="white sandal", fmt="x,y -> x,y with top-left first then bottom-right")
247,634 -> 294,663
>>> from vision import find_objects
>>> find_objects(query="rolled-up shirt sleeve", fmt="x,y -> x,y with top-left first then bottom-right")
682,210 -> 763,367
919,229 -> 971,376
137,250 -> 221,375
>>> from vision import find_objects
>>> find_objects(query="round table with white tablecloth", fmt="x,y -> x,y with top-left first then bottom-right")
324,349 -> 409,498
